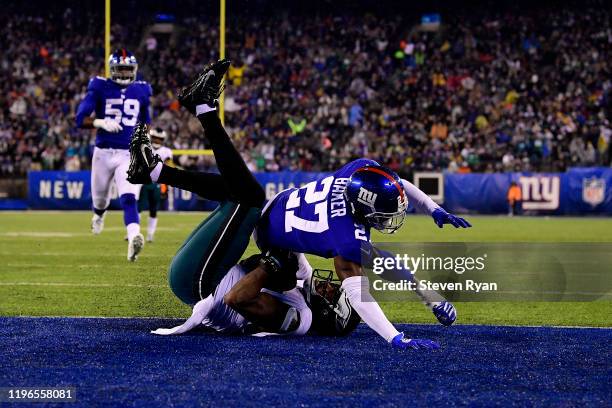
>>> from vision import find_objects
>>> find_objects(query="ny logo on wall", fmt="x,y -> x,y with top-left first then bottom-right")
518,176 -> 560,210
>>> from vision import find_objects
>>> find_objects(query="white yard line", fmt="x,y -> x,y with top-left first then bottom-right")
4,264 -> 155,268
0,282 -> 165,288
0,315 -> 609,329
0,252 -> 170,257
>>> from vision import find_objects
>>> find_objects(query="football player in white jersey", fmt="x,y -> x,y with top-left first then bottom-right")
152,253 -> 314,336
152,252 -> 361,337
138,127 -> 173,242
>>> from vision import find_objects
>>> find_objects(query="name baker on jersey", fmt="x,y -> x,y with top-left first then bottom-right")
330,177 -> 349,218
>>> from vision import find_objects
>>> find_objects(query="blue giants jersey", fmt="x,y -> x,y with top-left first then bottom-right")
75,76 -> 152,149
256,159 -> 379,264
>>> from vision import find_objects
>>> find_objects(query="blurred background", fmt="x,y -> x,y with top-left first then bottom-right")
0,0 -> 610,214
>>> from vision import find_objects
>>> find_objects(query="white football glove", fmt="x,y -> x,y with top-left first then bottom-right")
93,118 -> 123,133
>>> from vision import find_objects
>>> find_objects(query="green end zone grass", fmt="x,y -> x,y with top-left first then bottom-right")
1,212 -> 610,326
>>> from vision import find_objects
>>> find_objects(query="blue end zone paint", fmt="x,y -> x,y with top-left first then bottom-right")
0,318 -> 610,407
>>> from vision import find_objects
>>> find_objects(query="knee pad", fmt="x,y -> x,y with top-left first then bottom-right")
93,197 -> 109,211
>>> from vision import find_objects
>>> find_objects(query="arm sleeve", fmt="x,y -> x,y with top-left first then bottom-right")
75,90 -> 97,127
341,275 -> 400,342
401,178 -> 440,215
151,295 -> 214,335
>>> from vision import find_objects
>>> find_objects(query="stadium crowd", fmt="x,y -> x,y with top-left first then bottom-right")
1,1 -> 610,176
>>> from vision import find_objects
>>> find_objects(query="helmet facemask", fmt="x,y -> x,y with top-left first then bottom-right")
110,63 -> 138,86
305,269 -> 361,336
364,195 -> 408,234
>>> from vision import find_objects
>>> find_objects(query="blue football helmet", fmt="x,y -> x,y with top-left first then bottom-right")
109,49 -> 138,85
344,165 -> 408,234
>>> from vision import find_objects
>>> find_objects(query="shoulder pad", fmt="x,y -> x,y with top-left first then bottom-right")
88,76 -> 107,92
133,81 -> 153,96
352,158 -> 380,168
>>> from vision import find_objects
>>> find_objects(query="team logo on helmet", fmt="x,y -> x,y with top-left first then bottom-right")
357,187 -> 378,209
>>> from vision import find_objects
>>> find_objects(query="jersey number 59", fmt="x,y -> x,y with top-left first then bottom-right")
105,98 -> 141,126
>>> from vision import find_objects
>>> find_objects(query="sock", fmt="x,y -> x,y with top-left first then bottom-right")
195,111 -> 266,207
120,193 -> 140,228
93,208 -> 106,217
195,104 -> 217,116
150,162 -> 163,183
147,217 -> 158,237
341,276 -> 400,342
126,222 -> 141,241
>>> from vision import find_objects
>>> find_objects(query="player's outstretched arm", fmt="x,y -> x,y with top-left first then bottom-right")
151,296 -> 215,335
400,179 -> 471,229
334,255 -> 440,350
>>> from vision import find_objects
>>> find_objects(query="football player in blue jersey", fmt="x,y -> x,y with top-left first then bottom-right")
253,160 -> 470,349
75,49 -> 152,261
129,58 -> 471,350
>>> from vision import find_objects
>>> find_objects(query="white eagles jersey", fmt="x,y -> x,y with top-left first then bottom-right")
152,256 -> 313,336
154,146 -> 173,163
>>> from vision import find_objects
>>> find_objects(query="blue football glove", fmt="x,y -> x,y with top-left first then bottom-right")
391,333 -> 440,350
431,208 -> 472,229
431,301 -> 457,326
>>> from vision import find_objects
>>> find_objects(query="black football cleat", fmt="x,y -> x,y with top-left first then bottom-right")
127,123 -> 161,184
177,58 -> 231,115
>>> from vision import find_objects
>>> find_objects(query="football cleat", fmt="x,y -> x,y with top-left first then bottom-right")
91,214 -> 105,235
127,123 -> 161,185
146,233 -> 154,243
177,59 -> 231,115
391,333 -> 440,350
127,233 -> 145,262
431,301 -> 457,326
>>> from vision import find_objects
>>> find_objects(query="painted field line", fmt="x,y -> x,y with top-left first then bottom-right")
0,252 -> 171,257
0,232 -> 86,238
4,263 -> 161,268
0,316 -> 610,330
0,282 -> 165,288
0,210 -> 210,215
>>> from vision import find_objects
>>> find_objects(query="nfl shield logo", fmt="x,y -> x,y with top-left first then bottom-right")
583,177 -> 605,206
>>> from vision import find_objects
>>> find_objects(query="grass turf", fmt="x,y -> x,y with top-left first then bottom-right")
0,211 -> 610,326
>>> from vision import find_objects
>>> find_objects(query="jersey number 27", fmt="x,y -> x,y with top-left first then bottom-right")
285,176 -> 334,233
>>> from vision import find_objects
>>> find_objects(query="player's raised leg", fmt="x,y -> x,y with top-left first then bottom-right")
127,59 -> 265,302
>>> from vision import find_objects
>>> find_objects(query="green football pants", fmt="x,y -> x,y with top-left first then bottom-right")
168,201 -> 262,305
